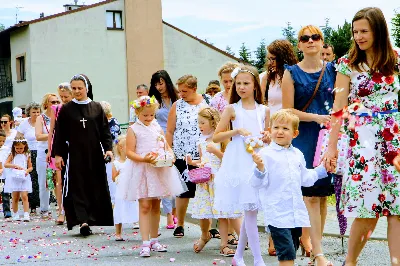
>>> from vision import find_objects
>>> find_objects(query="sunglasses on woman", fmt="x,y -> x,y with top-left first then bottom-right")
0,121 -> 9,124
299,34 -> 321,43
50,100 -> 61,104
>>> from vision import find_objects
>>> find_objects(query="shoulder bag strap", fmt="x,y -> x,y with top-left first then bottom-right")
301,62 -> 326,112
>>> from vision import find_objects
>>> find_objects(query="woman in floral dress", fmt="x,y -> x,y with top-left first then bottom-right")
325,7 -> 400,265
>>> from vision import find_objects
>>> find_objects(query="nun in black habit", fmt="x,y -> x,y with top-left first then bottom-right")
53,74 -> 114,236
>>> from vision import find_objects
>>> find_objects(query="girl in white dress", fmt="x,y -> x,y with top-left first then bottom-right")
112,135 -> 139,241
187,107 -> 242,256
213,64 -> 269,266
4,137 -> 33,222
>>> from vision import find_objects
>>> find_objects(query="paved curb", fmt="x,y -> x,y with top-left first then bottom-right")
164,213 -> 388,242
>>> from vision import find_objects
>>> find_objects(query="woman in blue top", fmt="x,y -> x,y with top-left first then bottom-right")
149,70 -> 179,228
282,25 -> 335,266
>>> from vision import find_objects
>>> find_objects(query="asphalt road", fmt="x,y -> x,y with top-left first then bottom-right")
0,207 -> 392,265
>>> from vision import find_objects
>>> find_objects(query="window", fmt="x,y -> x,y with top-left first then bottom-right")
106,11 -> 123,30
16,55 -> 26,82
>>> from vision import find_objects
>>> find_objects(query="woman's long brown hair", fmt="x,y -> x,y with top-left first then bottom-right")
348,7 -> 397,76
229,64 -> 263,105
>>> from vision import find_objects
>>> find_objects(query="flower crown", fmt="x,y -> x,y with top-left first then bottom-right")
14,138 -> 27,143
130,96 -> 157,109
231,67 -> 256,79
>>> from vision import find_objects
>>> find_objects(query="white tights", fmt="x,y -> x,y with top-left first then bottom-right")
234,210 -> 265,266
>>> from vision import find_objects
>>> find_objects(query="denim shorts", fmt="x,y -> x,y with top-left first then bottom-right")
268,225 -> 302,261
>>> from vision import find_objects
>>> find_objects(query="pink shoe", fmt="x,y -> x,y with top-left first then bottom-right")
150,241 -> 167,252
232,257 -> 246,266
166,224 -> 175,229
173,216 -> 178,224
139,245 -> 151,257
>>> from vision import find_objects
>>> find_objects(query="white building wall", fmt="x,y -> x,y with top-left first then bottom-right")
10,27 -> 32,107
163,24 -> 239,93
28,0 -> 128,122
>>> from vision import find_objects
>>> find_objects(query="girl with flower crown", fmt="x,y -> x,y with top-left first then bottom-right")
120,95 -> 186,258
213,64 -> 270,266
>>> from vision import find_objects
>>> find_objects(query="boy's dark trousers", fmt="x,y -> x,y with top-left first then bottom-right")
1,191 -> 11,218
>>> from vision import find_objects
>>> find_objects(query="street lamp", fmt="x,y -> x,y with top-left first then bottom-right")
16,6 -> 24,24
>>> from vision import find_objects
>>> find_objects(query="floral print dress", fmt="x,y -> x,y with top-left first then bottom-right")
337,49 -> 400,218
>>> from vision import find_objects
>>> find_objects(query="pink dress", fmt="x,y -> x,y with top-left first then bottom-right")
120,120 -> 186,201
210,91 -> 228,113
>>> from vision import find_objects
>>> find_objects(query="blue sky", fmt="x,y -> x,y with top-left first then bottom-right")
1,0 -> 399,58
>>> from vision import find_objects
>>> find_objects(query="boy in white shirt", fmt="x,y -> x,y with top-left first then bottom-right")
251,109 -> 329,266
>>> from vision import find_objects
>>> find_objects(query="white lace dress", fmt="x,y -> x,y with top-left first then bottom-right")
113,160 -> 139,224
191,138 -> 242,219
213,101 -> 267,213
4,154 -> 32,193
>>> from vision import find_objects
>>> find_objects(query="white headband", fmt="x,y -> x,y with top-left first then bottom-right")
71,74 -> 89,93
231,67 -> 256,79
14,138 -> 28,143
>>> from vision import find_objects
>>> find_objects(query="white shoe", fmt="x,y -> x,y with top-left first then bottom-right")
41,211 -> 49,219
12,213 -> 21,221
23,212 -> 30,222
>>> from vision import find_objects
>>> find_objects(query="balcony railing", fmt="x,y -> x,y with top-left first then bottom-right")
0,78 -> 13,99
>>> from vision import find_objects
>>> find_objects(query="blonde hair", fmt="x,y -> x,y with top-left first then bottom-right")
113,135 -> 126,158
198,107 -> 221,129
134,95 -> 159,114
270,109 -> 300,131
218,62 -> 239,77
100,101 -> 112,116
176,74 -> 197,89
57,82 -> 72,95
41,93 -> 58,110
297,25 -> 324,42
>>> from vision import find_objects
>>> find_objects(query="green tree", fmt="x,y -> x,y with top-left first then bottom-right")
0,23 -> 5,31
282,22 -> 302,60
238,42 -> 253,64
322,18 -> 333,43
329,20 -> 352,58
392,11 -> 400,48
254,39 -> 267,72
225,46 -> 235,56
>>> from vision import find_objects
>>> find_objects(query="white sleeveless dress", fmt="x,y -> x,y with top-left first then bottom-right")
4,154 -> 32,193
113,160 -> 139,224
214,101 -> 267,213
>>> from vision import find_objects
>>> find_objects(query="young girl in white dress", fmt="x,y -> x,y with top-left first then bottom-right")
112,134 -> 139,241
121,96 -> 186,257
4,137 -> 33,222
213,64 -> 270,266
187,107 -> 242,256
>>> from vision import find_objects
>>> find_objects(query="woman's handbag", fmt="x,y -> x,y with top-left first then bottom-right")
313,129 -> 349,175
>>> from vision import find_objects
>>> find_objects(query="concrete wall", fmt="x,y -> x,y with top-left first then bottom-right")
27,0 -> 128,122
125,0 -> 164,102
163,24 -> 240,93
10,27 -> 32,107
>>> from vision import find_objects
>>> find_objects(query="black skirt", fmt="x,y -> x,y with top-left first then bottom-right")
301,173 -> 334,197
174,159 -> 197,198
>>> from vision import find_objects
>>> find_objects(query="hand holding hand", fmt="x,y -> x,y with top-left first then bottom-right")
322,146 -> 338,173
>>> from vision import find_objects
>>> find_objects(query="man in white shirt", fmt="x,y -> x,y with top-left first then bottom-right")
129,84 -> 149,125
251,109 -> 329,266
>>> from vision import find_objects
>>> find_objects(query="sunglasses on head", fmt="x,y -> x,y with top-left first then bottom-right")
299,34 -> 321,43
50,100 -> 60,105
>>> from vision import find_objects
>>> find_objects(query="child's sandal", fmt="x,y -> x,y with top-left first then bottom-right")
227,234 -> 238,245
193,233 -> 212,253
220,246 -> 235,257
173,226 -> 184,238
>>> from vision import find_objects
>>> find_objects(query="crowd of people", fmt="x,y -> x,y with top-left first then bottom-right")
0,6 -> 400,266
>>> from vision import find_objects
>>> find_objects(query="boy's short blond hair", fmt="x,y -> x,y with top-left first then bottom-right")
270,109 -> 300,131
